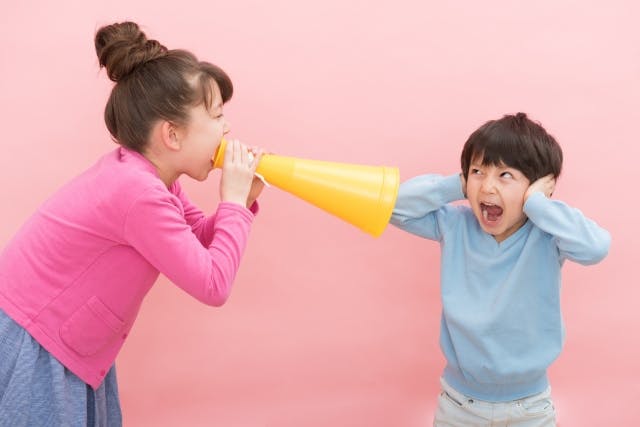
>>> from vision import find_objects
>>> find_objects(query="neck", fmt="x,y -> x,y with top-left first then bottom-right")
142,148 -> 178,188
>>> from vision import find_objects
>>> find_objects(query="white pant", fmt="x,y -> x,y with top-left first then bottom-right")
434,378 -> 556,427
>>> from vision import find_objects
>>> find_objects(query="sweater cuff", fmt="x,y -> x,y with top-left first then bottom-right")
523,191 -> 547,216
442,173 -> 466,202
248,200 -> 260,215
217,201 -> 255,222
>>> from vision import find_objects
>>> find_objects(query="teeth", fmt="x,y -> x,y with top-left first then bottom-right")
482,210 -> 488,221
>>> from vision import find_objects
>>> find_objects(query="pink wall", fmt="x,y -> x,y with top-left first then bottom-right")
2,1 -> 638,425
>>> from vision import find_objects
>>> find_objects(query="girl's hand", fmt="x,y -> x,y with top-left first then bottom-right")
245,146 -> 265,208
525,174 -> 555,201
219,139 -> 259,206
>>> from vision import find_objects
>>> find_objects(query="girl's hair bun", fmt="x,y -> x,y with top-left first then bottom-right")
95,21 -> 167,82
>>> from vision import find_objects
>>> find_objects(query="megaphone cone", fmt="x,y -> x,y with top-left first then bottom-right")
212,139 -> 399,237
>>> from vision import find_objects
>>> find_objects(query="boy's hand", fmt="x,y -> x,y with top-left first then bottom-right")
525,174 -> 555,201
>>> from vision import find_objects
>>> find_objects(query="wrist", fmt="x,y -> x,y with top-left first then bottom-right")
221,196 -> 247,206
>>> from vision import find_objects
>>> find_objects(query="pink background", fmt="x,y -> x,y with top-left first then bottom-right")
1,1 -> 638,425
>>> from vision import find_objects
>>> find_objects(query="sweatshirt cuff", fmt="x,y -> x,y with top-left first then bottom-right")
248,200 -> 260,215
217,201 -> 255,222
523,191 -> 547,216
442,173 -> 466,202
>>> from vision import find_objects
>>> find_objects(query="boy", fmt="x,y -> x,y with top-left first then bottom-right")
391,113 -> 610,426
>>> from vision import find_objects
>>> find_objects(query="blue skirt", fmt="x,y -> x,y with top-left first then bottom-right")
0,309 -> 122,426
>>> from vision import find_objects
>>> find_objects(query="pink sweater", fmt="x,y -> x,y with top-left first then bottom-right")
0,147 -> 256,389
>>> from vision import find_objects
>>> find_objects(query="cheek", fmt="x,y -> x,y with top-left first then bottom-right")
505,190 -> 526,212
465,181 -> 480,198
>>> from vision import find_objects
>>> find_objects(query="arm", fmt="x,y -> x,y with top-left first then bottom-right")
173,181 -> 259,247
390,173 -> 465,240
123,187 -> 254,306
173,139 -> 263,247
172,181 -> 215,245
524,191 -> 610,265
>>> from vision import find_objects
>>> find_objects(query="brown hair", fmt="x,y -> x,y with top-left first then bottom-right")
460,112 -> 563,183
95,22 -> 233,152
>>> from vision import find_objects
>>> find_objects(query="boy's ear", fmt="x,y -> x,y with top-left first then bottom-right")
159,120 -> 181,152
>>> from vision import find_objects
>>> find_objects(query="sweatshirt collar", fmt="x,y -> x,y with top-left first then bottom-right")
117,146 -> 160,177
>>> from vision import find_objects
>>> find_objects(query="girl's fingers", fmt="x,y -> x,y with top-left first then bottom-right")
249,148 -> 263,172
239,142 -> 248,165
225,140 -> 266,172
228,139 -> 238,164
234,139 -> 242,164
223,138 -> 234,164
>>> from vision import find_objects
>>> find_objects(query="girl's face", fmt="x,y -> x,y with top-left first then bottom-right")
465,155 -> 530,242
177,81 -> 230,181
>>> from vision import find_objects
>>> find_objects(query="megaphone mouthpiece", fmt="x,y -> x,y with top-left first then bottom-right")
212,138 -> 399,237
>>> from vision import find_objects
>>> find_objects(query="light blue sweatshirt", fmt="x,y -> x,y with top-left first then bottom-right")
390,174 -> 610,401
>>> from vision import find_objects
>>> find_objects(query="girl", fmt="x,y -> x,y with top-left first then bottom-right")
0,21 -> 263,426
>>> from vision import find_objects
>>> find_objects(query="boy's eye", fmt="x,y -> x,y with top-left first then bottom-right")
501,171 -> 514,178
471,168 -> 482,175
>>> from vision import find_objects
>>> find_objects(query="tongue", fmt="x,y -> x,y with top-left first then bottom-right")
483,204 -> 503,221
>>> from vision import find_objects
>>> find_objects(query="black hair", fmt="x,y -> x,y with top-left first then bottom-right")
460,112 -> 563,182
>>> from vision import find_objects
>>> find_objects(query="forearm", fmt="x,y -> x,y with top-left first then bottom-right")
124,191 -> 255,307
390,173 -> 465,239
177,183 -> 258,246
198,202 -> 254,306
524,192 -> 611,264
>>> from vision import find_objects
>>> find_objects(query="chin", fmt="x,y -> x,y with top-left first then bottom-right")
189,171 -> 209,182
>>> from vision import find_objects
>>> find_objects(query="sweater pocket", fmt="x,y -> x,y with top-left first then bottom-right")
60,296 -> 125,357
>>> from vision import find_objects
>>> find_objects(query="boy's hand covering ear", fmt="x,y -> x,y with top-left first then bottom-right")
525,174 -> 556,201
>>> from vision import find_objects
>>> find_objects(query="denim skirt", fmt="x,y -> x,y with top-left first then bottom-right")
0,309 -> 122,426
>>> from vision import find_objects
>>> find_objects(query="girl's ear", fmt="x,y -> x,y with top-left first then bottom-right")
159,120 -> 181,151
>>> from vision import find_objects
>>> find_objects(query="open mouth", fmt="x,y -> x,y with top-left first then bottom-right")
480,202 -> 503,222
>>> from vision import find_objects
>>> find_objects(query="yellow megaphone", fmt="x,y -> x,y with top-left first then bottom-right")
212,139 -> 399,237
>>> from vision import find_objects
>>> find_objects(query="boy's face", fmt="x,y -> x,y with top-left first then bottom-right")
465,155 -> 530,242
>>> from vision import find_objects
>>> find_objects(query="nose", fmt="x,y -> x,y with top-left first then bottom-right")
480,175 -> 497,193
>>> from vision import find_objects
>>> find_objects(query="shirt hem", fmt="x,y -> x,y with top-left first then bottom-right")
443,365 -> 549,402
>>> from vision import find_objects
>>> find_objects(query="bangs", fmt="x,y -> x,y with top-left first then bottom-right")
467,133 -> 539,181
471,136 -> 524,170
460,114 -> 562,182
197,62 -> 233,111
